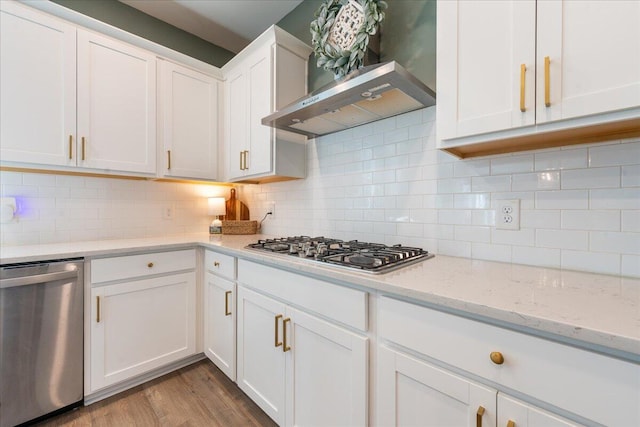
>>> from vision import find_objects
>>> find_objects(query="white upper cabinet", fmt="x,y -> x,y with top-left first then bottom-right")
0,1 -> 76,166
437,0 -> 640,158
536,0 -> 640,123
223,26 -> 310,183
77,29 -> 156,174
0,1 -> 157,175
158,60 -> 220,180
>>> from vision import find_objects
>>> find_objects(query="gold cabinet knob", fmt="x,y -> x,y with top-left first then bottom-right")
147,262 -> 154,268
490,351 -> 504,365
214,261 -> 220,267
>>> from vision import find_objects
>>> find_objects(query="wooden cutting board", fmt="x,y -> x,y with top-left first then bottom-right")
224,188 -> 250,220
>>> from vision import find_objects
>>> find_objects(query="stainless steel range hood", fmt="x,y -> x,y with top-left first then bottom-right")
262,61 -> 436,138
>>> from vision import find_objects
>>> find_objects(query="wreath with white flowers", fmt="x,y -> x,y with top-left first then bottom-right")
310,0 -> 387,79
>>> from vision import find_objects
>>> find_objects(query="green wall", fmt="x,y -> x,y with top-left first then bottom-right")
50,0 -> 234,67
278,0 -> 436,92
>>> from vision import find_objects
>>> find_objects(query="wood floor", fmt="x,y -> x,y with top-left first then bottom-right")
35,360 -> 277,427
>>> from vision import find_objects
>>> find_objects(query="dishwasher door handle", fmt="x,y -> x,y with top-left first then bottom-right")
0,270 -> 78,289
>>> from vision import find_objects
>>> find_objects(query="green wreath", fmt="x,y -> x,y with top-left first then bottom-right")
310,0 -> 387,79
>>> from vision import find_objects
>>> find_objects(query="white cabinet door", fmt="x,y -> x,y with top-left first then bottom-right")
0,2 -> 76,166
204,271 -> 236,380
437,0 -> 536,140
237,286 -> 286,425
285,307 -> 368,427
378,345 -> 496,427
246,49 -> 273,176
90,272 -> 196,391
159,60 -> 219,180
226,68 -> 248,180
536,0 -> 640,124
498,394 -> 584,427
77,29 -> 156,174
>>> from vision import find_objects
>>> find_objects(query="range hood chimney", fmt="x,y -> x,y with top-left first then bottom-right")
262,61 -> 436,138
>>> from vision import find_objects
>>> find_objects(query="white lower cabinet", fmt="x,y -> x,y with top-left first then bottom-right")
236,261 -> 368,427
377,296 -> 638,427
89,250 -> 196,392
203,250 -> 237,380
378,345 -> 496,427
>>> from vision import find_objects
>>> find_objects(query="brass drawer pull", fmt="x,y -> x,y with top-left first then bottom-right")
519,64 -> 526,112
544,56 -> 551,107
476,406 -> 485,427
69,135 -> 73,159
167,150 -> 171,170
96,296 -> 101,323
274,314 -> 283,347
283,317 -> 291,352
224,290 -> 232,316
81,137 -> 86,160
147,262 -> 154,268
214,261 -> 220,267
507,421 -> 515,427
490,351 -> 504,365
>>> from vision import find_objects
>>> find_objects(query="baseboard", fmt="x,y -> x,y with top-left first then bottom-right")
84,353 -> 206,405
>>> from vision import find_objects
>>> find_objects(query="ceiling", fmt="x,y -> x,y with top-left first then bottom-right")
119,0 -> 304,54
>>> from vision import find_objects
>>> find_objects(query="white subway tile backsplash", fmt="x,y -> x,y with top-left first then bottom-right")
561,250 -> 620,276
589,141 -> 640,167
590,231 -> 640,255
622,255 -> 640,277
561,167 -> 620,189
622,165 -> 640,187
622,211 -> 640,232
535,148 -> 588,171
536,190 -> 589,209
536,229 -> 588,250
4,108 -> 638,277
512,246 -> 561,268
512,172 -> 560,191
472,242 -> 512,263
590,188 -> 640,209
561,210 -> 620,231
491,154 -> 534,175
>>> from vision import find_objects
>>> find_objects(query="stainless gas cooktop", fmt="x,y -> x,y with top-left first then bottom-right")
246,236 -> 434,274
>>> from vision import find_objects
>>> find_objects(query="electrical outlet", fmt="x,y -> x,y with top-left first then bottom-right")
496,199 -> 520,230
163,204 -> 175,220
268,202 -> 276,218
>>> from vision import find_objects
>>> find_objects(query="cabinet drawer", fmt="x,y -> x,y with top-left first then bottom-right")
238,259 -> 367,331
378,296 -> 639,427
91,249 -> 196,284
204,250 -> 236,280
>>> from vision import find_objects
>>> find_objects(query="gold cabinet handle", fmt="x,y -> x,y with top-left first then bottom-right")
96,296 -> 101,323
147,262 -> 154,268
243,150 -> 249,170
239,151 -> 244,170
224,290 -> 232,316
544,56 -> 551,107
81,137 -> 86,160
519,64 -> 526,112
274,314 -> 283,347
507,421 -> 515,427
167,150 -> 171,170
283,317 -> 291,352
490,351 -> 505,365
214,261 -> 220,267
68,135 -> 73,159
476,406 -> 485,427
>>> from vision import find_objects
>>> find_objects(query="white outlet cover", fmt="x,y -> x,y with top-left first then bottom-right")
496,199 -> 520,230
0,197 -> 17,223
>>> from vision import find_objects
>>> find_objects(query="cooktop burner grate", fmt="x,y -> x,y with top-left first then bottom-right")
246,236 -> 434,274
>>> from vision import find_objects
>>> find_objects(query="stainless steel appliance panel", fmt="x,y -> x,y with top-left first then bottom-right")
0,260 -> 84,427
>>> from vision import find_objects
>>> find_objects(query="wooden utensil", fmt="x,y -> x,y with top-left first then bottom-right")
224,188 -> 250,220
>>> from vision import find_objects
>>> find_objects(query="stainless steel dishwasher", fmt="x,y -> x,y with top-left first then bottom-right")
0,259 -> 84,427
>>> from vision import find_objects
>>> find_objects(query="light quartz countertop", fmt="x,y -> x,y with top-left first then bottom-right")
2,233 -> 638,360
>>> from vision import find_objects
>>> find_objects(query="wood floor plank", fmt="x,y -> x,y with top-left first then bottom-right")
34,360 -> 276,427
